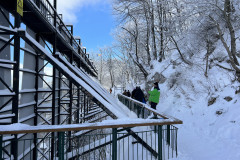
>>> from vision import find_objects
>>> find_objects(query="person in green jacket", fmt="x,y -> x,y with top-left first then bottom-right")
148,82 -> 160,110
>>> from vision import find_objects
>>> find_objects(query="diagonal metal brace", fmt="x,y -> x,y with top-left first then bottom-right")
0,76 -> 13,92
0,36 -> 14,54
0,8 -> 14,28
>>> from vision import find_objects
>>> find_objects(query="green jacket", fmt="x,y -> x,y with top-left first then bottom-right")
148,89 -> 160,103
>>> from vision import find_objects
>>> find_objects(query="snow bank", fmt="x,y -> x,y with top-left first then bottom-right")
148,43 -> 240,159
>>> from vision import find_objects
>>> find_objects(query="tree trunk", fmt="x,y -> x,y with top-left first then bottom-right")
224,0 -> 239,66
128,52 -> 149,78
150,0 -> 157,60
170,36 -> 192,65
143,2 -> 151,65
209,15 -> 240,73
157,0 -> 165,62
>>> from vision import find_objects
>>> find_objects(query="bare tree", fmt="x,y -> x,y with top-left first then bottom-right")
208,0 -> 240,74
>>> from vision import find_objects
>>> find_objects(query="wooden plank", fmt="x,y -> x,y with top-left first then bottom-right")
0,119 -> 182,135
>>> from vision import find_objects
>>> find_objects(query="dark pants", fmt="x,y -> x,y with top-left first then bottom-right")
150,102 -> 158,118
151,102 -> 157,110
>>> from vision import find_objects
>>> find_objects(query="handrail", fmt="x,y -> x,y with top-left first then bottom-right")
118,94 -> 183,122
30,0 -> 97,74
0,118 -> 182,134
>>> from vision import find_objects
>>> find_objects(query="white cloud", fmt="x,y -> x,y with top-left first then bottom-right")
55,0 -> 110,23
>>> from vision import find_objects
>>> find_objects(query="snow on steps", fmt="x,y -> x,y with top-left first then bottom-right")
21,29 -> 127,119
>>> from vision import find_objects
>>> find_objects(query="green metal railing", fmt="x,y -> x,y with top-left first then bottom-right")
0,95 -> 182,160
118,94 -> 180,159
118,94 -> 169,119
118,94 -> 149,118
0,125 -> 178,160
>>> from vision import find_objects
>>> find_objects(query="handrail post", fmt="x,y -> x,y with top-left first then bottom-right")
0,135 -> 2,160
167,125 -> 170,145
58,132 -> 65,160
158,125 -> 162,160
137,104 -> 140,118
141,105 -> 144,118
112,128 -> 117,160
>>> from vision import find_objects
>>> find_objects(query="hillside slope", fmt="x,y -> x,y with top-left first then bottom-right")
151,44 -> 240,160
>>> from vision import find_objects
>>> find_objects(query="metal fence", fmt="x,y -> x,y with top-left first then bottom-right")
117,94 -> 179,159
118,94 -> 149,118
0,125 -> 178,160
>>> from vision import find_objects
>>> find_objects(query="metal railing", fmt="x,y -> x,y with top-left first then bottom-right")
0,119 -> 181,160
117,94 -> 182,159
118,94 -> 150,118
30,0 -> 97,74
118,94 -> 173,120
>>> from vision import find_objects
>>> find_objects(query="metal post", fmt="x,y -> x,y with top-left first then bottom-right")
158,125 -> 163,160
53,0 -> 57,27
142,106 -> 144,118
137,105 -> 140,118
58,73 -> 61,124
51,34 -> 57,159
0,135 -> 2,160
58,132 -> 65,160
67,53 -> 73,152
11,4 -> 21,159
176,128 -> 178,157
33,34 -> 40,160
167,125 -> 170,145
112,128 -> 117,160
52,0 -> 58,154
87,97 -> 89,114
76,86 -> 80,123
83,94 -> 86,122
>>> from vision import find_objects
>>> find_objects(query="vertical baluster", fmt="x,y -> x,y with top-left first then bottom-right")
88,135 -> 90,160
58,132 -> 64,160
112,128 -> 117,160
123,133 -> 124,160
176,128 -> 178,157
128,133 -> 129,160
167,125 -> 170,146
137,132 -> 138,160
158,126 -> 162,160
141,132 -> 142,160
0,135 -> 2,160
30,139 -> 32,160
23,139 -> 25,159
151,130 -> 152,160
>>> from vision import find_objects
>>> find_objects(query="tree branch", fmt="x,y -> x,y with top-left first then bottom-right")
170,36 -> 192,65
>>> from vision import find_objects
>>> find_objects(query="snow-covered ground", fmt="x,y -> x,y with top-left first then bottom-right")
150,48 -> 240,159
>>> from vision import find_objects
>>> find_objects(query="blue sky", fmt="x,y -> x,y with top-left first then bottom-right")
57,0 -> 115,54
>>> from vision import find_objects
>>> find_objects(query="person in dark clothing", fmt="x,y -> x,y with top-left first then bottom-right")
132,87 -> 145,103
126,90 -> 131,97
131,87 -> 137,99
123,90 -> 127,96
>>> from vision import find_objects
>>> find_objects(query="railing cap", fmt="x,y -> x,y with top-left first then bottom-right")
0,119 -> 182,135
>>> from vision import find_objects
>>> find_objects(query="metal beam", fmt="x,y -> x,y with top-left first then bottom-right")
11,3 -> 21,159
51,32 -> 57,159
